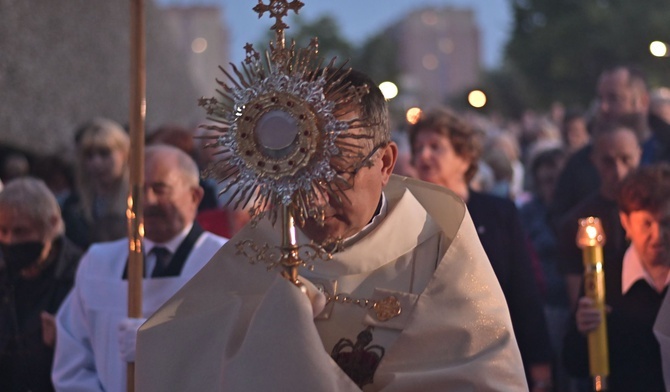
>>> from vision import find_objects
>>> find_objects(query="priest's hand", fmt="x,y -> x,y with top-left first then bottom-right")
117,317 -> 147,362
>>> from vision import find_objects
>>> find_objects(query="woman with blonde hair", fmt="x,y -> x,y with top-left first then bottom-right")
61,118 -> 130,249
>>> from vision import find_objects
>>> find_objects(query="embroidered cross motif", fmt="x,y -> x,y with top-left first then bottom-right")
331,327 -> 385,388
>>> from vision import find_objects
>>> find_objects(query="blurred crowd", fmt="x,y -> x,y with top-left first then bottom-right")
395,65 -> 670,392
1,64 -> 670,391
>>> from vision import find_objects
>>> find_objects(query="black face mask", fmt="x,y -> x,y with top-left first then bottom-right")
0,241 -> 45,278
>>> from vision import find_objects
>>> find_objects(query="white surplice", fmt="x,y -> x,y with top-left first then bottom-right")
52,231 -> 227,392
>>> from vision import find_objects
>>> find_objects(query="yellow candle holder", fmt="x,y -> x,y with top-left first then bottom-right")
576,217 -> 609,391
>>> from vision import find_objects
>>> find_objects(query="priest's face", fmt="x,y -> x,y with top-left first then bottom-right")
300,111 -> 397,244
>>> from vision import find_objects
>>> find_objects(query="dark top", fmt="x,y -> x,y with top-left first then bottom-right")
549,145 -> 600,232
557,192 -> 628,276
563,257 -> 666,392
198,179 -> 219,212
61,192 -> 127,250
467,191 -> 553,368
649,114 -> 670,163
520,197 -> 569,308
0,237 -> 83,392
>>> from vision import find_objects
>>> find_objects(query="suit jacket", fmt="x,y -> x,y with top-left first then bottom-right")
136,176 -> 528,391
52,224 -> 226,392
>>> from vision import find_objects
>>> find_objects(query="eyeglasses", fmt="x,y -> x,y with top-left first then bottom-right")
331,142 -> 387,189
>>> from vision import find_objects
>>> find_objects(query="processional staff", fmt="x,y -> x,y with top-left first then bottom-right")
127,0 -> 146,391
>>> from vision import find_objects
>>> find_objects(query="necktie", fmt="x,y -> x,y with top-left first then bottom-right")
150,247 -> 172,277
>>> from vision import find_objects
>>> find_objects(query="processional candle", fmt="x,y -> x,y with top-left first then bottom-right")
576,217 -> 609,392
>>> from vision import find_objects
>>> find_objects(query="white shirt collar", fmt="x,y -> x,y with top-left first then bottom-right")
144,222 -> 193,255
341,193 -> 388,247
622,244 -> 670,294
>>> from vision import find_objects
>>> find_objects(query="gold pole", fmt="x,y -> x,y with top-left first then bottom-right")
127,0 -> 146,390
577,217 -> 609,391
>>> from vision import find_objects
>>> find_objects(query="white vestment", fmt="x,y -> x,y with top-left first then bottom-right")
136,176 -> 527,391
52,231 -> 226,392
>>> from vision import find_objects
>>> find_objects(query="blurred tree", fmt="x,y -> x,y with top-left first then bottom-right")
260,14 -> 399,85
505,0 -> 670,109
449,66 -> 535,119
352,31 -> 400,86
261,15 -> 355,65
293,15 -> 355,63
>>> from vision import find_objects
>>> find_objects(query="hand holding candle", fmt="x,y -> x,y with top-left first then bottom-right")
576,216 -> 609,391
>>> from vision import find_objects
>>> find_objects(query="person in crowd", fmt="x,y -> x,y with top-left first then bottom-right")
135,69 -> 527,391
410,107 -> 553,391
596,66 -> 655,161
146,124 -> 219,212
564,163 -> 670,391
147,123 -> 255,238
469,159 -> 495,194
61,118 -> 130,249
482,147 -> 515,200
32,155 -> 75,208
561,110 -> 591,155
0,178 -> 82,391
649,87 -> 670,163
485,132 -> 526,201
0,152 -> 30,184
519,147 -> 572,390
52,145 -> 227,392
557,120 -> 642,311
551,66 -> 658,229
390,129 -> 417,178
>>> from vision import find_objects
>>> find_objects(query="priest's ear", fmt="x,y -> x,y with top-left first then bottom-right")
380,142 -> 398,186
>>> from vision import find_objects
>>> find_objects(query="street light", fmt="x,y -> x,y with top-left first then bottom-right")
468,89 -> 487,108
650,41 -> 668,57
379,81 -> 399,100
406,107 -> 422,124
191,37 -> 208,53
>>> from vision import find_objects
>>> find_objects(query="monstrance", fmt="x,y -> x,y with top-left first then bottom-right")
198,0 -> 376,285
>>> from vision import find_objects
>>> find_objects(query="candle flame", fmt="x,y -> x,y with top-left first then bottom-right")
576,216 -> 606,248
585,225 -> 598,240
